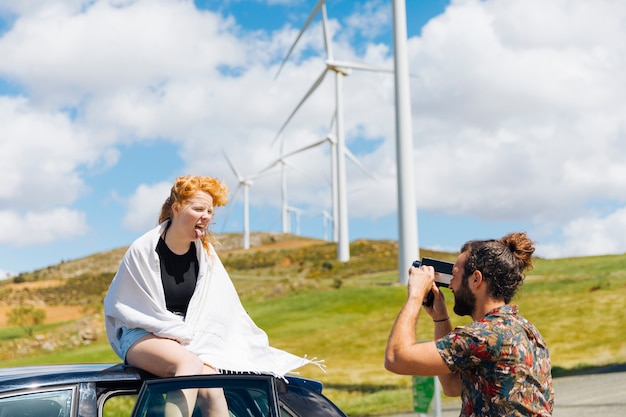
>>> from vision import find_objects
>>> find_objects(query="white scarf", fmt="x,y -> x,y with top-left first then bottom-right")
104,222 -> 321,376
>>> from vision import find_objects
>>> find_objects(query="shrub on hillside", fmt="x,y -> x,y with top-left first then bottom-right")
7,305 -> 46,336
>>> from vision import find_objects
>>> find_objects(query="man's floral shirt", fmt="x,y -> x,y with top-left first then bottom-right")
435,305 -> 554,416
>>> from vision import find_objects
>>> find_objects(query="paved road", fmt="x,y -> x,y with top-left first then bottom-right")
388,368 -> 626,416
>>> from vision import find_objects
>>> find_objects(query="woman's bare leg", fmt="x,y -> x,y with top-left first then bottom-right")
197,365 -> 229,417
126,334 -> 227,417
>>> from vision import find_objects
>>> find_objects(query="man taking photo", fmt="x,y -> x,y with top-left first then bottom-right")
385,232 -> 554,416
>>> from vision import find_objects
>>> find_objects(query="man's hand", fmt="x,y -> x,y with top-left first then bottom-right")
424,283 -> 448,320
407,264 -> 435,301
409,266 -> 449,321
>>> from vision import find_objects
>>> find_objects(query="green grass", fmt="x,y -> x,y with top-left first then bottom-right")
2,241 -> 626,415
0,326 -> 29,341
1,341 -> 119,366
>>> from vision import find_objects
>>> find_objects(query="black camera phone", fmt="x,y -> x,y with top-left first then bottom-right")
412,257 -> 454,307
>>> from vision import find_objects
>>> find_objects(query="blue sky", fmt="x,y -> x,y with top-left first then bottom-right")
1,0 -> 626,277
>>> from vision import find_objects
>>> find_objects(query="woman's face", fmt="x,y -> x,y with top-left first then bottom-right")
172,191 -> 214,240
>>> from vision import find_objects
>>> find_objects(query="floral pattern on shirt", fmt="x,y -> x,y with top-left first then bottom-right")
435,305 -> 554,416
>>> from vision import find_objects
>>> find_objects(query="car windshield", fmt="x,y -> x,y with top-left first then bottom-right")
131,375 -> 279,417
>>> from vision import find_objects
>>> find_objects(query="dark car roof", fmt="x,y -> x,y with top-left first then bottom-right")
0,363 -> 323,394
0,363 -> 119,381
0,363 -> 150,391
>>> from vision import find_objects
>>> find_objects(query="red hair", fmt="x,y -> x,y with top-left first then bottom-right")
158,175 -> 229,251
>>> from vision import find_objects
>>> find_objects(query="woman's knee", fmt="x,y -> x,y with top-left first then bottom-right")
201,364 -> 220,375
127,336 -> 204,377
166,353 -> 205,377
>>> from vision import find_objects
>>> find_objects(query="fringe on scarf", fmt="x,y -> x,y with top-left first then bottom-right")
216,355 -> 326,382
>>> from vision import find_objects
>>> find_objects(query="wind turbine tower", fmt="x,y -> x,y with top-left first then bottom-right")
392,0 -> 419,283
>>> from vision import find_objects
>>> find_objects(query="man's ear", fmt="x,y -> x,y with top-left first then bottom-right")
471,270 -> 483,289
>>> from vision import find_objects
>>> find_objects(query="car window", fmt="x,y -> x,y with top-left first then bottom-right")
0,388 -> 73,417
279,385 -> 346,417
132,375 -> 280,417
102,393 -> 138,417
102,386 -> 297,417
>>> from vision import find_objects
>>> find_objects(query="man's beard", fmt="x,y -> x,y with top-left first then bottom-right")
453,276 -> 476,316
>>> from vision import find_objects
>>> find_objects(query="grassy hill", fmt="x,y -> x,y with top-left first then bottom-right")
1,233 -> 625,415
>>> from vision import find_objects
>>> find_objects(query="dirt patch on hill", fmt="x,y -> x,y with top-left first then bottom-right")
222,238 -> 328,255
2,279 -> 66,291
0,305 -> 86,327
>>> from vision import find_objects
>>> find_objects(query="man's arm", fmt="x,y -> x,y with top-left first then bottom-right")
432,312 -> 461,396
384,266 -> 452,376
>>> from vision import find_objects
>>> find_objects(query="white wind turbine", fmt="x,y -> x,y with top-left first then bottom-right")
274,0 -> 391,262
320,210 -> 332,241
272,119 -> 336,238
286,206 -> 304,235
270,147 -> 310,235
222,149 -> 278,250
308,208 -> 333,241
274,115 -> 375,242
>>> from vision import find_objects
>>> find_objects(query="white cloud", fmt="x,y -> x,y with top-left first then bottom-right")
344,0 -> 390,41
536,207 -> 626,258
406,0 -> 626,230
122,181 -> 172,231
0,0 -> 245,107
0,96 -> 113,210
0,208 -> 88,245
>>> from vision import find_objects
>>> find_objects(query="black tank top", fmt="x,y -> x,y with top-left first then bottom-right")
156,232 -> 199,316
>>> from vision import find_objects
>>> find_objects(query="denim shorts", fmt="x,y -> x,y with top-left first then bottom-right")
118,327 -> 151,362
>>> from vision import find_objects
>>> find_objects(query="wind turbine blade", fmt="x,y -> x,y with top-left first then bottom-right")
283,157 -> 332,186
331,59 -> 394,74
328,110 -> 337,133
287,205 -> 305,215
221,147 -> 243,182
345,148 -> 377,181
321,3 -> 332,60
248,160 -> 281,181
282,159 -> 307,177
333,59 -> 419,78
282,138 -> 328,159
274,0 -> 328,79
273,68 -> 329,145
